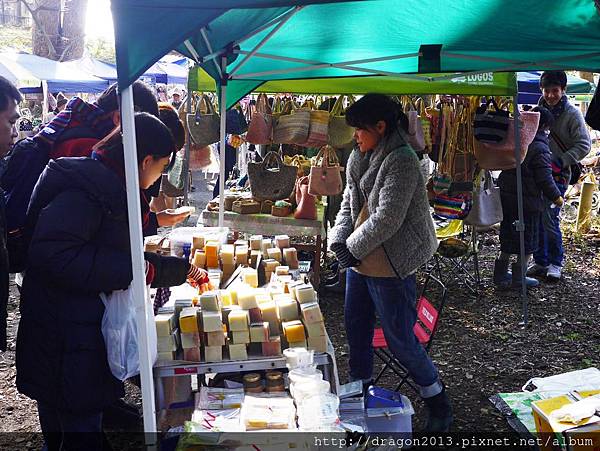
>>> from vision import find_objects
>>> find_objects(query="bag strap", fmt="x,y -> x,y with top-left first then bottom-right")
330,96 -> 346,116
262,151 -> 283,170
256,93 -> 271,115
550,131 -> 569,154
315,146 -> 340,168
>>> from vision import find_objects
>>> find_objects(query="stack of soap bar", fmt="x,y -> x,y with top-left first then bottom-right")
235,245 -> 249,265
192,250 -> 206,269
295,284 -> 317,304
249,307 -> 262,323
206,330 -> 226,347
155,313 -> 174,337
200,292 -> 219,311
277,299 -> 299,322
238,289 -> 258,309
228,343 -> 248,360
261,336 -> 282,356
202,311 -> 223,332
183,346 -> 201,362
307,335 -> 327,353
250,235 -> 263,251
220,244 -> 235,265
261,238 -> 273,255
282,320 -> 306,343
266,247 -> 282,262
180,331 -> 200,349
228,309 -> 249,331
305,321 -> 326,338
300,302 -> 323,324
179,307 -> 200,333
250,322 -> 270,342
259,302 -> 280,336
242,268 -> 258,288
275,235 -> 290,249
205,241 -> 219,268
205,345 -> 223,362
231,330 -> 250,344
283,248 -> 298,269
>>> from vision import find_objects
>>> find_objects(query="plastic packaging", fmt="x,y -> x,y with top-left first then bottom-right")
288,366 -> 323,386
290,379 -> 330,402
169,227 -> 229,257
297,393 -> 340,431
522,367 -> 600,398
240,394 -> 297,430
283,347 -> 314,369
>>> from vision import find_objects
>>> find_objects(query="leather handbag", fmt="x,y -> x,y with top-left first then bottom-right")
328,95 -> 355,150
272,101 -> 310,145
186,94 -> 220,147
474,110 -> 540,170
464,171 -> 503,227
226,104 -> 248,135
294,175 -> 317,220
246,93 -> 273,144
308,145 -> 344,196
247,151 -> 297,201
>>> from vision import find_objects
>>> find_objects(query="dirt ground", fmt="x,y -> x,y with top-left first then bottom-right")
1,211 -> 598,445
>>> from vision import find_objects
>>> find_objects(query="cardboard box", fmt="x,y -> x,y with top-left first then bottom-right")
532,394 -> 600,451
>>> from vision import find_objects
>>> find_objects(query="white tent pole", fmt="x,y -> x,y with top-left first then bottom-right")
218,55 -> 228,227
199,29 -> 223,78
232,6 -> 299,49
183,92 -> 192,205
121,86 -> 158,436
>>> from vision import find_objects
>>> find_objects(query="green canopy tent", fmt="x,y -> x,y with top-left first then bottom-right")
111,0 -> 600,434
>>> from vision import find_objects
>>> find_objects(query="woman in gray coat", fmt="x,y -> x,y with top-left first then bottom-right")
330,94 -> 452,432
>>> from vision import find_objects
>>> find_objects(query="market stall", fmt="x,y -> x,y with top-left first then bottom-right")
110,0 -> 600,437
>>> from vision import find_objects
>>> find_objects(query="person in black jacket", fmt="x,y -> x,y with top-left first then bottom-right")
494,106 -> 564,289
16,113 -> 207,450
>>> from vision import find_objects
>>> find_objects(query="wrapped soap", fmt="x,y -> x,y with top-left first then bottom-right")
228,343 -> 248,361
180,331 -> 201,349
261,336 -> 282,356
277,299 -> 299,322
275,235 -> 290,249
192,250 -> 206,268
250,235 -> 263,251
305,321 -> 326,337
231,330 -> 250,344
275,266 -> 289,276
242,268 -> 259,288
205,345 -> 223,362
228,309 -> 249,331
206,330 -> 226,347
260,301 -> 280,336
183,346 -> 201,362
200,292 -> 219,311
249,307 -> 263,323
307,335 -> 327,353
300,302 -> 323,324
155,313 -> 173,337
283,248 -> 298,269
202,311 -> 223,332
295,284 -> 316,304
266,247 -> 282,263
250,322 -> 270,343
179,307 -> 200,333
193,235 -> 205,250
238,289 -> 258,309
282,320 -> 306,343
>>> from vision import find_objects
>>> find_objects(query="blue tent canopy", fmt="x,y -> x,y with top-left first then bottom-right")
517,71 -> 594,104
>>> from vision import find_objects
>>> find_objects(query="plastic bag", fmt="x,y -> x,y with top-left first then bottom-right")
522,367 -> 600,398
100,282 -> 156,381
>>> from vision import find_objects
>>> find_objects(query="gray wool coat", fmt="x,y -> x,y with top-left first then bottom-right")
330,130 -> 437,278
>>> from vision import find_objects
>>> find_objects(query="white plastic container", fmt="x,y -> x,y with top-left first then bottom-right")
169,227 -> 229,257
365,394 -> 414,434
291,379 -> 330,402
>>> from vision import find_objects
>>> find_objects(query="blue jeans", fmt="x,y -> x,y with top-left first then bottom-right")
344,269 -> 442,398
534,183 -> 567,267
38,402 -> 104,451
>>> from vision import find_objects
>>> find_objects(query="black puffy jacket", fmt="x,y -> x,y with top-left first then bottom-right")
498,131 -> 561,214
16,157 -> 188,413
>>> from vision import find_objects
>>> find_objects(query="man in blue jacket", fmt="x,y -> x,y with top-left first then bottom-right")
527,71 -> 591,281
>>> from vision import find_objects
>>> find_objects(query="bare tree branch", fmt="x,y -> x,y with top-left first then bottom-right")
17,0 -> 58,59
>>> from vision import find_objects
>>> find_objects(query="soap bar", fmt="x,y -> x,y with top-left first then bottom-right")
202,311 -> 223,332
275,235 -> 290,249
193,235 -> 205,250
283,248 -> 298,269
183,346 -> 201,362
155,313 -> 173,337
220,244 -> 235,265
228,343 -> 248,361
235,245 -> 249,265
157,334 -> 177,352
200,292 -> 220,311
275,266 -> 289,276
301,302 -> 323,324
249,307 -> 263,323
307,335 -> 327,353
204,241 -> 219,257
192,250 -> 206,268
206,254 -> 219,269
229,288 -> 238,305
305,321 -> 326,337
296,284 -> 317,304
263,259 -> 279,271
266,247 -> 282,262
206,330 -> 226,347
261,238 -> 273,254
287,281 -> 304,301
277,299 -> 299,322
282,320 -> 306,343
261,337 -> 282,356
250,235 -> 263,251
205,345 -> 223,362
259,302 -> 280,336
250,250 -> 261,268
234,239 -> 247,247
179,307 -> 200,333
241,268 -> 258,288
220,290 -> 233,306
228,309 -> 249,331
255,294 -> 271,305
268,284 -> 284,298
250,322 -> 270,343
238,289 -> 258,309
231,330 -> 250,344
157,351 -> 176,361
288,340 -> 308,349
272,294 -> 293,304
180,331 -> 201,349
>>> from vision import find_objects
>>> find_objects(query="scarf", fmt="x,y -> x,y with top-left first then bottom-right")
540,95 -> 567,119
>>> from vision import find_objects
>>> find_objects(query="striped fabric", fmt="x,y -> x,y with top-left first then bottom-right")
434,193 -> 472,219
303,109 -> 329,147
473,101 -> 510,144
272,107 -> 310,145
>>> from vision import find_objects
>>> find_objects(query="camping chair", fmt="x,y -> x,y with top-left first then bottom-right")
372,273 -> 448,393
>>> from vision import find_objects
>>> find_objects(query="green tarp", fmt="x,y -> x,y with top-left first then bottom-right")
113,0 -> 600,108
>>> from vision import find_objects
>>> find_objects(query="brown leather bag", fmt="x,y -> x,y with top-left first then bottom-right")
294,176 -> 317,220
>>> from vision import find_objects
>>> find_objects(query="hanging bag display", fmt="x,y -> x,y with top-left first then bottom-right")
303,103 -> 329,148
417,98 -> 433,154
226,104 -> 248,135
246,93 -> 273,144
294,175 -> 318,220
434,192 -> 473,219
308,145 -> 344,196
473,97 -> 510,143
464,170 -> 503,227
272,101 -> 311,145
403,97 -> 426,152
247,151 -> 297,201
328,95 -> 355,149
186,94 -> 221,147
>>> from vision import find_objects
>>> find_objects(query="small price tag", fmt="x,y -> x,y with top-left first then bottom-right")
485,189 -> 491,195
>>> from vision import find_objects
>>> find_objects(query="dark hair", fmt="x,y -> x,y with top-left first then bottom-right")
158,103 -> 185,150
345,93 -> 408,136
532,106 -> 555,131
96,81 -> 159,116
540,71 -> 567,90
0,76 -> 22,112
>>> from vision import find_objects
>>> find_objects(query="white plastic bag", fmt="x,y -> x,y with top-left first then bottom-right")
522,367 -> 600,398
100,283 -> 156,381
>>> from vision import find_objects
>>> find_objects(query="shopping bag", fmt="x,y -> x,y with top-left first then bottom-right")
247,151 -> 297,201
308,145 -> 344,196
464,171 -> 503,227
272,101 -> 310,145
303,108 -> 329,148
246,93 -> 273,144
433,192 -> 472,219
404,100 -> 426,152
186,94 -> 221,147
473,98 -> 510,144
226,104 -> 248,135
327,96 -> 355,150
100,281 -> 156,381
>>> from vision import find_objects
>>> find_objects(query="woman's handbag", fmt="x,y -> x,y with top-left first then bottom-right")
272,101 -> 311,145
246,93 -> 273,144
403,99 -> 426,152
294,175 -> 318,220
186,94 -> 221,147
226,104 -> 248,135
247,151 -> 297,201
303,108 -> 329,148
328,95 -> 355,149
464,171 -> 503,227
473,98 -> 510,143
433,192 -> 472,219
474,110 -> 540,170
308,145 -> 344,196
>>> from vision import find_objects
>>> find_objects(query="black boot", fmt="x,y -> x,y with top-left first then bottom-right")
422,387 -> 453,432
493,259 -> 511,288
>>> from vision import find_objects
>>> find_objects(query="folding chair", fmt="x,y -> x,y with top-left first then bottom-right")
372,273 -> 448,393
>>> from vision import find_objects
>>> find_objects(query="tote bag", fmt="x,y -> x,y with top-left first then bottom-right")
404,100 -> 426,152
327,96 -> 355,150
272,101 -> 310,145
246,93 -> 273,144
247,151 -> 297,201
464,171 -> 503,227
186,95 -> 220,147
308,145 -> 344,196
